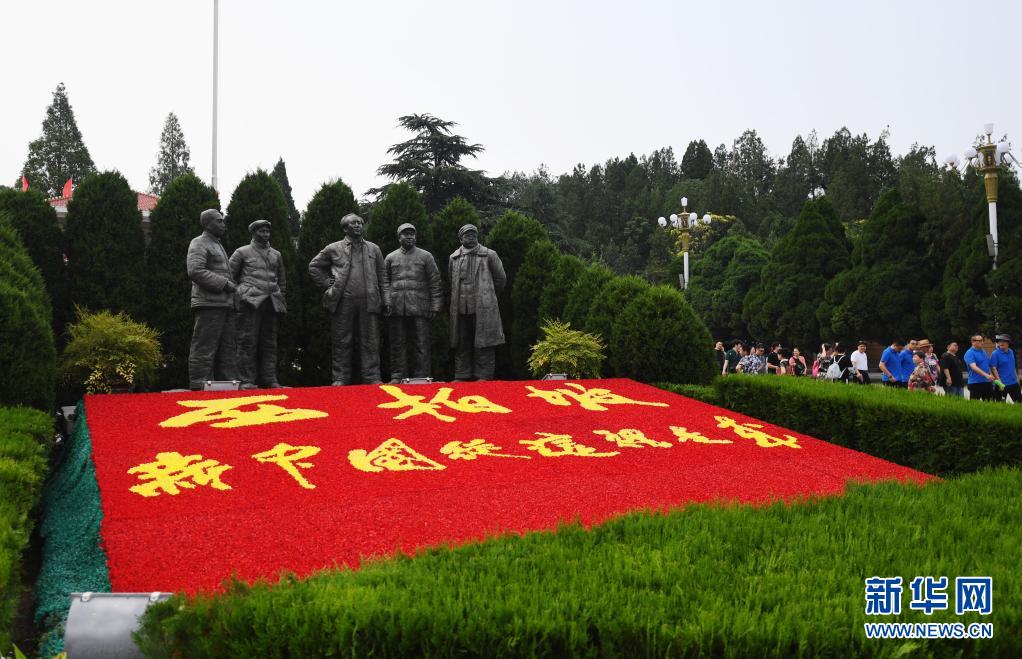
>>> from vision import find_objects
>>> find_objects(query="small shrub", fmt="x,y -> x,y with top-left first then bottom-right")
527,320 -> 605,379
611,285 -> 715,384
61,307 -> 161,394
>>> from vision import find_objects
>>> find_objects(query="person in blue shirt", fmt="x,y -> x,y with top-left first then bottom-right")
879,340 -> 905,387
898,339 -> 918,385
964,334 -> 996,401
990,334 -> 1020,403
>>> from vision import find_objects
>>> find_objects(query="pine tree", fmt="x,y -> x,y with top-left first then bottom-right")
510,240 -> 561,377
271,157 -> 302,236
225,170 -> 303,383
562,262 -> 613,330
0,188 -> 69,337
681,139 -> 714,179
21,82 -> 96,197
687,234 -> 769,340
144,173 -> 220,388
537,254 -> 586,323
148,112 -> 194,195
65,171 -> 146,316
296,179 -> 359,385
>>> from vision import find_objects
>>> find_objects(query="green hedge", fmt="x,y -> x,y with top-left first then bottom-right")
655,382 -> 718,405
687,376 -> 1022,476
0,406 -> 52,651
137,468 -> 1020,657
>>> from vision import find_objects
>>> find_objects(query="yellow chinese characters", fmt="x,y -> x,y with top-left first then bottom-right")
252,443 -> 321,489
128,451 -> 233,497
669,426 -> 732,445
714,416 -> 801,449
525,383 -> 670,412
519,432 -> 619,458
377,385 -> 512,423
440,439 -> 530,460
349,438 -> 447,473
593,428 -> 673,449
159,395 -> 328,429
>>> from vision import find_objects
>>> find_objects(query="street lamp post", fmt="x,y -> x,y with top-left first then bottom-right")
945,123 -> 1019,272
657,197 -> 711,289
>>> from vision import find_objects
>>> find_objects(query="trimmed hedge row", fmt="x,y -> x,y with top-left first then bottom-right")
0,406 -> 52,651
136,468 -> 1021,657
662,376 -> 1022,476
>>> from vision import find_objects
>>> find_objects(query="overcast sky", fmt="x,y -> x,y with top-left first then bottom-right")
5,1 -> 1020,211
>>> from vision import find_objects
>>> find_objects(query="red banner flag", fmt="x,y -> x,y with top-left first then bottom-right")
21,175 -> 28,192
62,178 -> 73,198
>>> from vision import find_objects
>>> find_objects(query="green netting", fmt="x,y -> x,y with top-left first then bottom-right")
34,400 -> 111,658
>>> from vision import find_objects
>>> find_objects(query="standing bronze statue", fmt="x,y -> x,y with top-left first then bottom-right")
186,209 -> 239,390
383,223 -> 442,382
229,220 -> 286,389
449,224 -> 506,381
308,213 -> 389,385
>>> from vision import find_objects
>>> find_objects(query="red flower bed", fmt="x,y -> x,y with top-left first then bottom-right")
84,379 -> 931,593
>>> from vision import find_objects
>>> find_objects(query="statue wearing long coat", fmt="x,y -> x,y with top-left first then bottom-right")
448,245 -> 506,348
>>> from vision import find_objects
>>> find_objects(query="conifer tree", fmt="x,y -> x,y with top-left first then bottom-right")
511,240 -> 560,378
366,182 -> 430,258
65,171 -> 146,316
687,234 -> 768,340
144,174 -> 220,388
148,112 -> 193,195
271,157 -> 302,236
21,83 -> 96,197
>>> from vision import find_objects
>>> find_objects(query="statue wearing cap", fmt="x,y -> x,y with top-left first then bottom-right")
185,208 -> 239,389
228,220 -> 287,389
448,224 -> 506,381
383,223 -> 442,382
308,213 -> 389,385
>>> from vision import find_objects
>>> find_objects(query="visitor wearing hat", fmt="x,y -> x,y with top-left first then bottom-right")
990,334 -> 1020,403
916,339 -> 941,391
448,224 -> 506,381
229,220 -> 287,389
383,223 -> 442,382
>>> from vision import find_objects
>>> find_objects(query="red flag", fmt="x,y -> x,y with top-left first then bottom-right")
63,178 -> 73,198
21,175 -> 28,192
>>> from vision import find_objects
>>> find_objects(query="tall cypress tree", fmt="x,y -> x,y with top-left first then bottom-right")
366,182 -> 430,258
687,234 -> 769,340
148,112 -> 194,195
65,171 -> 146,316
145,173 -> 220,388
743,197 -> 850,349
271,157 -> 302,237
21,83 -> 96,197
225,170 -> 303,384
510,240 -> 560,378
0,188 -> 69,337
296,179 -> 358,385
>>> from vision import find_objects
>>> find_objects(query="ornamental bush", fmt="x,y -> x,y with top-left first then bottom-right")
585,275 -> 649,376
0,405 -> 52,651
611,285 -> 715,384
144,173 -> 220,389
527,320 -> 605,379
61,307 -> 161,394
707,375 -> 1022,476
0,217 -> 55,411
562,262 -> 613,330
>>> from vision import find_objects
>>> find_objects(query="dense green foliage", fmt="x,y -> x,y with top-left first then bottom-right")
19,83 -> 96,197
64,171 -> 146,316
147,112 -> 193,195
536,253 -> 585,323
0,406 -> 52,651
61,308 -> 161,394
509,240 -> 560,378
562,262 -> 613,330
224,170 -> 303,384
432,196 -> 480,282
366,181 -> 431,257
0,218 -> 55,411
707,375 -> 1022,476
270,158 -> 301,237
143,173 -> 220,388
820,189 -> 937,342
527,320 -> 605,379
743,198 -> 850,349
584,275 -> 649,374
137,468 -> 1021,658
686,234 -> 768,339
35,403 -> 111,658
611,285 -> 716,384
0,188 -> 68,336
295,179 -> 358,385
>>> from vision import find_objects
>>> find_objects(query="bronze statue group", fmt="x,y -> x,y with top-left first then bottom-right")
185,209 -> 505,390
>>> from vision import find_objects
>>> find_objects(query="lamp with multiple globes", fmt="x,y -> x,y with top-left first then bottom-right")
657,197 -> 711,290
